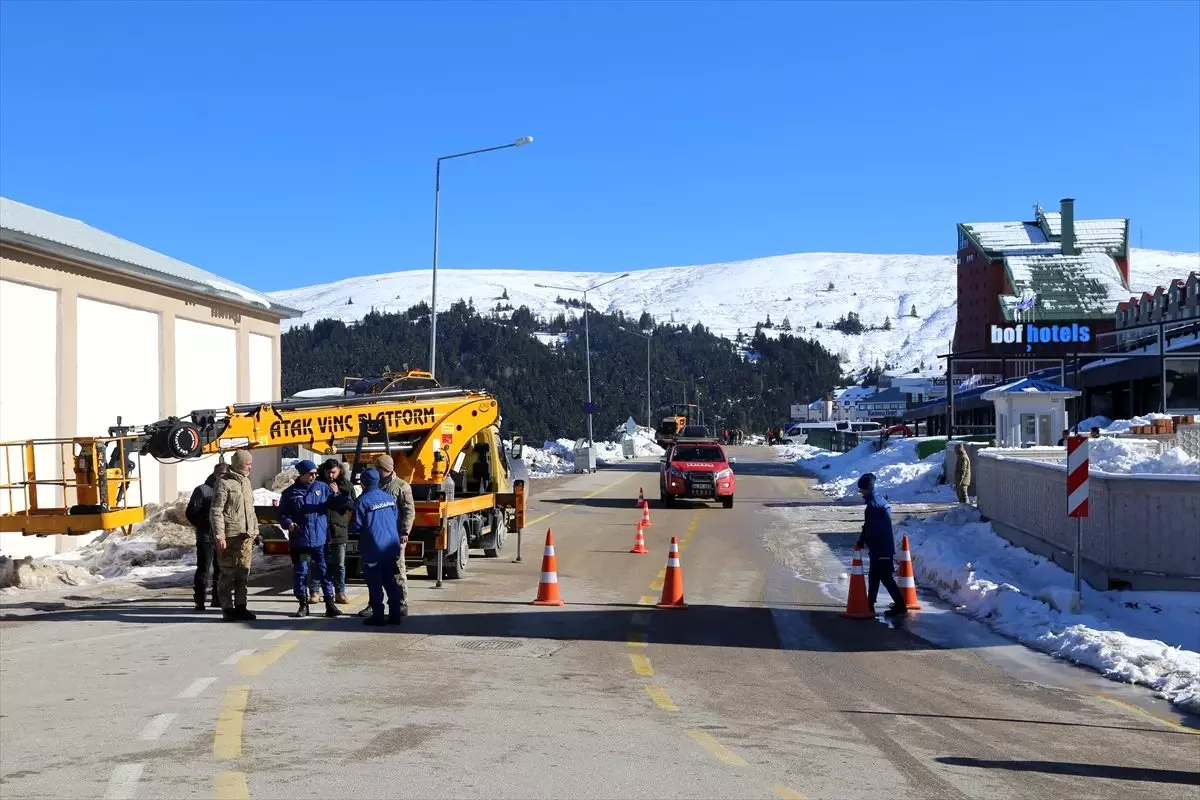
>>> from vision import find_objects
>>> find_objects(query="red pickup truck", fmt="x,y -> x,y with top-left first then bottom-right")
659,438 -> 736,508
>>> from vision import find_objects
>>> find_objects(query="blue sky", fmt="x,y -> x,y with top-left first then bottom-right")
1,1 -> 1197,292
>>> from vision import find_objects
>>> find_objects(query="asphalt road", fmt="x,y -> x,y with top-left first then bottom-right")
1,447 -> 1197,800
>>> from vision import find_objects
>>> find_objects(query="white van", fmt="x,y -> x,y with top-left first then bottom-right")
782,420 -> 882,444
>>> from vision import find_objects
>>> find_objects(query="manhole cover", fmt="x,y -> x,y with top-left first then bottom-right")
457,639 -> 523,652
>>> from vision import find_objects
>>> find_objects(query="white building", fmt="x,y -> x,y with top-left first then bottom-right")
0,197 -> 298,558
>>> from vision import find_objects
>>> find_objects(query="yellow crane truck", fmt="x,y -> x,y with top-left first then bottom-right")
0,379 -> 526,583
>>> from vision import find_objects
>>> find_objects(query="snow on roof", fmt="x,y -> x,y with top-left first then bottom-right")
1002,251 -> 1129,318
982,378 -> 1080,399
860,387 -> 907,404
963,210 -> 1127,256
961,221 -> 1050,251
1040,213 -> 1127,251
0,196 -> 297,317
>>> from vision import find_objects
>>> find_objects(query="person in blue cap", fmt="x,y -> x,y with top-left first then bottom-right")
278,459 -> 347,618
351,468 -> 405,626
855,473 -> 907,617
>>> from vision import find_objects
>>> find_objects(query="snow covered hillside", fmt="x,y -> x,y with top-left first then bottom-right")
270,248 -> 1198,374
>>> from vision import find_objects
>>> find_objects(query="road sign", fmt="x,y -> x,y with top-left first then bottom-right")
1067,436 -> 1089,518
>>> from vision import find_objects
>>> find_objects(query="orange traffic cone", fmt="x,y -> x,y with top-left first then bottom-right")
637,486 -> 645,506
840,545 -> 874,620
656,537 -> 687,608
897,535 -> 922,610
630,522 -> 649,554
640,500 -> 653,528
531,529 -> 565,606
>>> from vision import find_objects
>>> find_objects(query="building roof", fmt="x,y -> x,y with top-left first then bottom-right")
982,378 -> 1080,399
0,196 -> 299,318
961,203 -> 1127,258
1000,251 -> 1130,320
860,387 -> 907,405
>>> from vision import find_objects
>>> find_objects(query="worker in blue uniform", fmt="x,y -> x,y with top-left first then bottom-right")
855,472 -> 907,617
351,468 -> 405,627
278,459 -> 346,619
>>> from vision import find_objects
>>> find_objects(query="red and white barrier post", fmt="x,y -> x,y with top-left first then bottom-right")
1066,435 -> 1089,612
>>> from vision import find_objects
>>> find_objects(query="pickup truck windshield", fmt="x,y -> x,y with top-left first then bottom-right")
673,446 -> 723,462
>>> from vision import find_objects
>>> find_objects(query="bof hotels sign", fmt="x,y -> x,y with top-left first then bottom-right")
989,322 -> 1093,353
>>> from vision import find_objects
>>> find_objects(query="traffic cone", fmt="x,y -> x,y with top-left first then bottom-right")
637,486 -> 645,506
840,545 -> 874,620
656,536 -> 687,608
897,535 -> 922,610
640,500 -> 653,528
630,522 -> 649,554
531,529 -> 565,606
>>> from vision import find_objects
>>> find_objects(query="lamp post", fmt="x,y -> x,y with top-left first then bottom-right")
534,273 -> 630,443
430,136 -> 534,379
618,327 -> 683,431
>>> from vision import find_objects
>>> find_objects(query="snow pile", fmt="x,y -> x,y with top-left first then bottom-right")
778,438 -> 956,502
1079,413 -> 1173,435
519,439 -> 578,478
0,555 -> 101,591
596,427 -> 665,462
1085,437 -> 1200,476
900,505 -> 1200,713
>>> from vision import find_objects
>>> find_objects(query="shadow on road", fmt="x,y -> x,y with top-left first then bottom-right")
936,756 -> 1200,785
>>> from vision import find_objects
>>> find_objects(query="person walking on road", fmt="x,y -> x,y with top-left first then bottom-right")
186,462 -> 228,611
855,473 -> 907,617
357,454 -> 415,618
953,443 -> 971,504
210,450 -> 259,622
351,468 -> 405,626
317,458 -> 354,606
279,459 -> 346,619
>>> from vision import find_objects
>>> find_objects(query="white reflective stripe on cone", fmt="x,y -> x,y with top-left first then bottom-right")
851,564 -> 864,575
540,572 -> 558,583
666,558 -> 680,567
898,550 -> 912,561
544,546 -> 555,556
897,576 -> 916,588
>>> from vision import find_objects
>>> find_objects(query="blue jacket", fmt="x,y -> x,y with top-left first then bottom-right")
857,493 -> 895,557
350,469 -> 401,563
279,480 -> 346,550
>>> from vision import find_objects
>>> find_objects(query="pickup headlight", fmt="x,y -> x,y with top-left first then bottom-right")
715,468 -> 733,480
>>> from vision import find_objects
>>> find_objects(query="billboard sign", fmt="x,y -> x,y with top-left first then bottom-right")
987,322 -> 1098,354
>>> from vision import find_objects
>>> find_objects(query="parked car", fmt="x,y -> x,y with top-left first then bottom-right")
659,438 -> 736,508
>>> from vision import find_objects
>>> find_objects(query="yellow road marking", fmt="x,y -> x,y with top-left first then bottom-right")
639,595 -> 657,606
644,684 -> 678,711
238,640 -> 298,677
770,784 -> 808,800
213,686 -> 250,760
214,771 -> 250,800
525,472 -> 637,528
295,629 -> 315,636
1094,693 -> 1199,733
687,729 -> 748,766
631,612 -> 651,626
629,653 -> 654,676
656,568 -> 666,579
650,580 -> 664,591
627,633 -> 648,647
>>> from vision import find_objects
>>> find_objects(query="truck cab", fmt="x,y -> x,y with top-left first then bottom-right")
659,437 -> 736,508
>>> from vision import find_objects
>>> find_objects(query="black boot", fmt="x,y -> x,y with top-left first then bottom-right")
387,611 -> 404,625
222,608 -> 237,622
363,612 -> 386,627
883,603 -> 908,617
234,605 -> 257,621
357,605 -> 373,618
194,592 -> 206,612
324,598 -> 343,618
293,600 -> 309,618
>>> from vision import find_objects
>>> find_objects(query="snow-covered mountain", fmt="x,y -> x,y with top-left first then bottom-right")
270,248 -> 1199,374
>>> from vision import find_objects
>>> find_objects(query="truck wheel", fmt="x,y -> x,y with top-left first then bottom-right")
484,511 -> 506,558
662,493 -> 675,508
722,495 -> 734,509
446,539 -> 469,579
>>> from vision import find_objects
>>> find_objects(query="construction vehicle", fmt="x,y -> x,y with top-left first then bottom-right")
655,403 -> 703,449
0,381 -> 526,582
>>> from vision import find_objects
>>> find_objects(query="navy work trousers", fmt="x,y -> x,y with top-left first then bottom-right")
867,555 -> 904,608
292,546 -> 334,602
362,558 -> 403,620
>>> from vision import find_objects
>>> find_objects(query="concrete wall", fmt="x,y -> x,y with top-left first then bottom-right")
0,244 -> 284,559
975,449 -> 1200,590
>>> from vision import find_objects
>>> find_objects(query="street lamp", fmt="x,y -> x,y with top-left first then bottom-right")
618,327 -> 683,431
534,273 -> 630,443
430,136 -> 534,379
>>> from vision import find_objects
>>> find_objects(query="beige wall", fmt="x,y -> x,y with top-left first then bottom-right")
0,243 -> 285,558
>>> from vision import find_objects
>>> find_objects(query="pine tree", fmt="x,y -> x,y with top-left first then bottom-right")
347,297 -> 354,305
827,281 -> 835,292
765,314 -> 773,329
780,317 -> 792,332
816,320 -> 823,329
883,316 -> 892,331
502,288 -> 510,300
911,304 -> 918,318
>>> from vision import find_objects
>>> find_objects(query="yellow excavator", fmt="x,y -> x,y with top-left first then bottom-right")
0,372 -> 525,581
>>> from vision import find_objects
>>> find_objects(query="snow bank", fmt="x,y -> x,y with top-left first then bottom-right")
900,505 -> 1200,713
1087,437 -> 1200,476
596,426 -> 665,463
1080,413 -> 1173,435
777,438 -> 956,502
